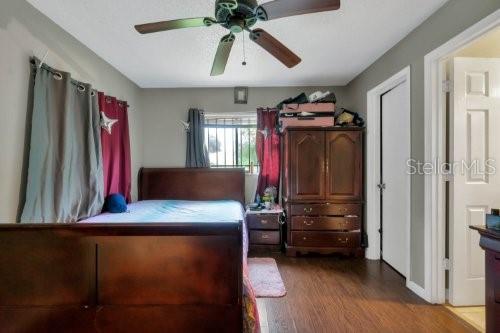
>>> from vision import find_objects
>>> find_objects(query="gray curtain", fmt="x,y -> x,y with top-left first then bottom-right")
186,108 -> 209,168
20,58 -> 104,223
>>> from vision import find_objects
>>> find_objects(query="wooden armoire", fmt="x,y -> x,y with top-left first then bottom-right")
282,128 -> 365,257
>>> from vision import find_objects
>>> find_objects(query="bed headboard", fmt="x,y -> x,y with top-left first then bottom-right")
138,168 -> 246,204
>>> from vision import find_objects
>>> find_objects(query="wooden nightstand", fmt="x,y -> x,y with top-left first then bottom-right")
246,207 -> 284,251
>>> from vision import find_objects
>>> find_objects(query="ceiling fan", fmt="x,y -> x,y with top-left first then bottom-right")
134,0 -> 341,76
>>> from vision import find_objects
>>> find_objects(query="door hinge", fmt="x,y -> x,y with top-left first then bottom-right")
443,258 -> 451,271
377,183 -> 386,192
442,80 -> 452,93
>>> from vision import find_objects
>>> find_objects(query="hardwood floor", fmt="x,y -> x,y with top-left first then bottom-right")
253,253 -> 478,333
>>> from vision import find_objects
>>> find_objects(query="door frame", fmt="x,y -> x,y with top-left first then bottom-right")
366,67 -> 412,283
424,9 -> 500,304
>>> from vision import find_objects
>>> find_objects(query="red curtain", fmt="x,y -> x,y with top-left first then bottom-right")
98,92 -> 132,203
256,108 -> 280,200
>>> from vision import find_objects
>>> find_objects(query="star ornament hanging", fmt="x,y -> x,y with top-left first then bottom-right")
180,120 -> 191,132
100,112 -> 118,135
259,127 -> 270,139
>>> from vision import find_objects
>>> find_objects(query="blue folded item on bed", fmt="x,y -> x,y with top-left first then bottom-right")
104,194 -> 127,213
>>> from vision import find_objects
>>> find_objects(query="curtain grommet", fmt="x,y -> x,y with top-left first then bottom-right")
53,72 -> 63,80
77,85 -> 86,92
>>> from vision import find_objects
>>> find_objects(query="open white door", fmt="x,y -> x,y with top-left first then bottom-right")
449,57 -> 500,306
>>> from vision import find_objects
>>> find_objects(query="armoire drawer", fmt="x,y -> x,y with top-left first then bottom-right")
247,214 -> 280,230
290,203 -> 361,216
291,216 -> 361,231
290,231 -> 361,248
249,231 -> 280,245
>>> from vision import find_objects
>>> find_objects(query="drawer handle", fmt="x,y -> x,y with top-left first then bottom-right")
304,208 -> 313,213
338,237 -> 349,244
260,219 -> 268,224
304,221 -> 315,226
345,215 -> 358,218
302,237 -> 308,241
262,235 -> 270,239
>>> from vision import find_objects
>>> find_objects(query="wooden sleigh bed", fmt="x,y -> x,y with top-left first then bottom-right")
0,168 -> 252,333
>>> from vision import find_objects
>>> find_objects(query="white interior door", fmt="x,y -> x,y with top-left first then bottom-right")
381,82 -> 411,277
450,57 -> 500,306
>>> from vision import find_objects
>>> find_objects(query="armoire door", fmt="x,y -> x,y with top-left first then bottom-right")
326,131 -> 363,201
289,131 -> 325,201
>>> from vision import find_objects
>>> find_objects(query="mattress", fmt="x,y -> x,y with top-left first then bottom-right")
80,200 -> 244,223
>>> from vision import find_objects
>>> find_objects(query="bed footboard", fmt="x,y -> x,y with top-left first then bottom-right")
0,223 -> 243,333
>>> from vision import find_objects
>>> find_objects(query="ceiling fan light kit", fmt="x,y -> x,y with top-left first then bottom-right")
134,0 -> 341,76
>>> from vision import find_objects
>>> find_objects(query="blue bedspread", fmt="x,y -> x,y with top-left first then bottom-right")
80,200 -> 244,223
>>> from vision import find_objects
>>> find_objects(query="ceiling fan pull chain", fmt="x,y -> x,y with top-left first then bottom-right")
242,32 -> 247,66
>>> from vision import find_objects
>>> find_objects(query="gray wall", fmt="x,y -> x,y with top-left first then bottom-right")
0,0 -> 143,222
346,0 -> 500,287
140,86 -> 350,204
140,86 -> 350,168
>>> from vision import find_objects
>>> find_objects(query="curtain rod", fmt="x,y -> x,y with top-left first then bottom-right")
30,57 -> 93,94
30,57 -> 130,109
205,111 -> 257,118
257,107 -> 279,112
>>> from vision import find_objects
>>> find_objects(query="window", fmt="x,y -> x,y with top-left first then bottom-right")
204,114 -> 259,173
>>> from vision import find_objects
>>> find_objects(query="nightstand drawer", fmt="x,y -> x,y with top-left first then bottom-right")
290,231 -> 361,248
291,216 -> 361,231
249,231 -> 280,245
247,214 -> 280,230
290,204 -> 361,216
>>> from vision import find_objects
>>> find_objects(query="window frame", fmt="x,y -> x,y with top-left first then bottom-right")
204,114 -> 259,174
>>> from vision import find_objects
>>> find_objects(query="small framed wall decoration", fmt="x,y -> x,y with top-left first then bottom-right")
234,87 -> 248,104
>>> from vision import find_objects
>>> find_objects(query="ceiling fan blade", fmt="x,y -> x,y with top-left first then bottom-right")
135,17 -> 215,34
211,34 -> 236,76
257,0 -> 340,21
249,29 -> 301,68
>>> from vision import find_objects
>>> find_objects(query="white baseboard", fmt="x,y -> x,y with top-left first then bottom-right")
407,280 -> 431,303
365,246 -> 380,260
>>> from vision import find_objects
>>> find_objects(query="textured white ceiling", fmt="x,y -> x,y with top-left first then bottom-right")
27,0 -> 448,88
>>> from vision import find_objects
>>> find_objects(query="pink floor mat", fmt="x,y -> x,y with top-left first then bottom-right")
248,258 -> 286,298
